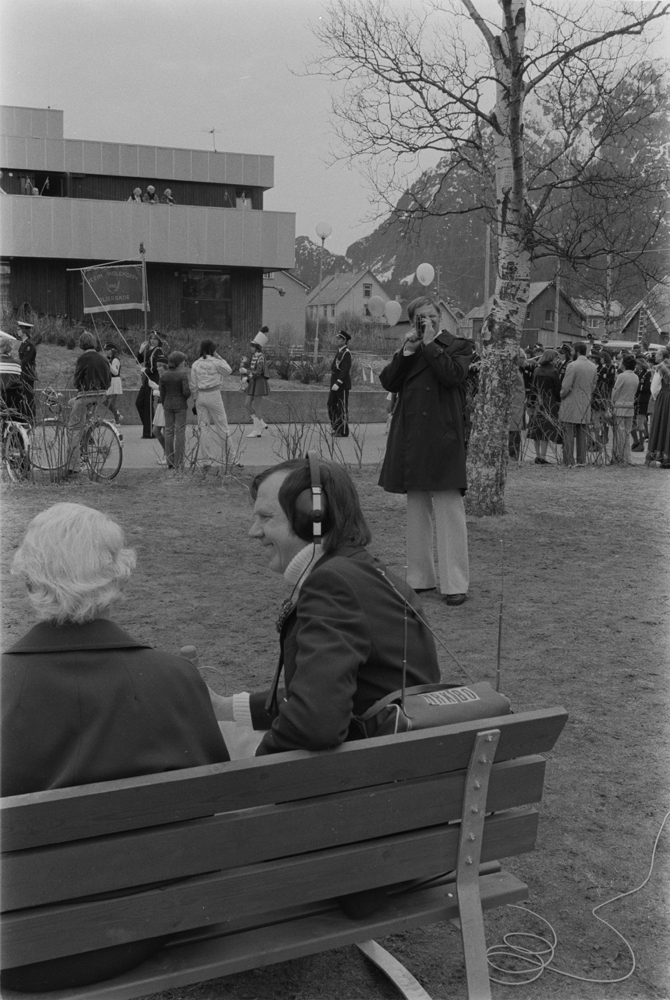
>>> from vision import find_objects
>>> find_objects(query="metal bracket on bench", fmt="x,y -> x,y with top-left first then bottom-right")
357,940 -> 433,1000
455,727 -> 501,1000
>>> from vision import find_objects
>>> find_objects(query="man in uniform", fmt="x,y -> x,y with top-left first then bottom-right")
328,330 -> 352,437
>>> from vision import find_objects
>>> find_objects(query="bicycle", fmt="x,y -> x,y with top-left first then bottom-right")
0,405 -> 31,482
32,389 -> 123,481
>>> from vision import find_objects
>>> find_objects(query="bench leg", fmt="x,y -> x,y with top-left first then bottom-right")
455,728 -> 501,1000
357,940 -> 433,1000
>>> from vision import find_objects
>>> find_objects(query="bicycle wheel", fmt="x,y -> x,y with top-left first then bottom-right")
31,417 -> 69,474
83,420 -> 123,480
1,423 -> 31,482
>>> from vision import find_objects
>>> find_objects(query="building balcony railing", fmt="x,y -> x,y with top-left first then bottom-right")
0,195 -> 295,270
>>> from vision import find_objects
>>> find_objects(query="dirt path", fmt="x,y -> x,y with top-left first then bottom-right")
1,462 -> 668,999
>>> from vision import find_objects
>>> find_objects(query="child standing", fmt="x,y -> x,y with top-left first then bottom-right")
159,352 -> 191,470
103,343 -> 123,424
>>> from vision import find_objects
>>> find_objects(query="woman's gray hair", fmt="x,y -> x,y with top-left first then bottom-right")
11,503 -> 136,625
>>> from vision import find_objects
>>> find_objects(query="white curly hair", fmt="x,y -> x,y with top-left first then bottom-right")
11,503 -> 136,624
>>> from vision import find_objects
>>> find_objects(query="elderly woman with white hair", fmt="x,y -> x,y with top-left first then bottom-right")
1,502 -> 229,992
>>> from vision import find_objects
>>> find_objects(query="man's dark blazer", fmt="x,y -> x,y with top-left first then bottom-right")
249,546 -> 440,755
1,618 -> 229,797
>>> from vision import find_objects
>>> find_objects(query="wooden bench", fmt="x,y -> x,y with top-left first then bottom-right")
1,706 -> 567,1000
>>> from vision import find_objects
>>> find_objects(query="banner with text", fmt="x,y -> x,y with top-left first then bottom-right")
82,265 -> 148,314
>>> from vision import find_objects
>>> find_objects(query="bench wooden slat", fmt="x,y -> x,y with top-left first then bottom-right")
1,707 -> 568,851
0,873 -> 529,1000
2,811 -> 538,968
3,757 -> 546,911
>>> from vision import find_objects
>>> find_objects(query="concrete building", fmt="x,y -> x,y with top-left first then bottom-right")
0,105 -> 295,338
262,271 -> 308,346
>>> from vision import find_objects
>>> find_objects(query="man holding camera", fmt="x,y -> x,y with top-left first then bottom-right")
379,296 -> 474,606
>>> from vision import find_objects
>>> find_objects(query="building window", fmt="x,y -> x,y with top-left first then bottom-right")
525,306 -> 531,321
330,305 -> 335,318
363,284 -> 372,298
588,317 -> 599,328
545,309 -> 555,323
181,270 -> 231,332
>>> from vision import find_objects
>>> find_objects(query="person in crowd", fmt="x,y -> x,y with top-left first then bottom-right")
328,330 -> 352,437
135,331 -> 168,438
202,457 -> 440,757
1,502 -> 228,992
557,343 -> 573,382
190,339 -> 233,466
610,355 -> 639,465
508,351 -> 526,461
67,333 -> 111,477
590,348 -> 616,451
151,386 -> 168,466
16,321 -> 37,421
102,342 -> 123,425
378,295 -> 473,606
559,342 -> 597,467
645,347 -> 670,468
245,329 -> 270,437
142,185 -> 159,204
160,188 -> 175,204
127,187 -> 142,203
160,351 -> 191,470
527,348 -> 562,464
0,332 -> 27,417
632,354 -> 652,451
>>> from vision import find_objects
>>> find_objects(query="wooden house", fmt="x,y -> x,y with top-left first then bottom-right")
0,105 -> 295,337
619,280 -> 670,343
460,282 -> 586,350
306,270 -> 390,327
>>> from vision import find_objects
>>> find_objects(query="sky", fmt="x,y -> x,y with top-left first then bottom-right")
0,0 -> 389,256
1,0 -> 668,257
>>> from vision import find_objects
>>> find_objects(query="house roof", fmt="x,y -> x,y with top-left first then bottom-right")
306,270 -> 386,306
621,279 -> 670,335
572,298 -> 625,319
462,282 -> 586,321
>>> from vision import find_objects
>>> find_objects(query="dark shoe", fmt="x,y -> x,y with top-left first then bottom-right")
631,444 -> 644,452
445,593 -> 467,606
414,587 -> 436,594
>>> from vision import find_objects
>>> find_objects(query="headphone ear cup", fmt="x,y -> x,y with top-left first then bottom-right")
292,487 -> 331,542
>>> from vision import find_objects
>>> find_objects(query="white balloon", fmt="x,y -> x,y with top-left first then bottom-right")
415,263 -> 435,286
384,300 -> 402,326
367,295 -> 386,318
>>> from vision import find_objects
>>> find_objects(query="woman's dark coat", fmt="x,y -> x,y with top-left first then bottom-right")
378,332 -> 474,493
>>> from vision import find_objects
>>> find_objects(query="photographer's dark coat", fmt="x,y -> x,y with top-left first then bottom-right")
249,546 -> 440,755
378,332 -> 473,493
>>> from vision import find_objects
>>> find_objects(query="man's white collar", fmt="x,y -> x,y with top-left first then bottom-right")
283,544 -> 322,591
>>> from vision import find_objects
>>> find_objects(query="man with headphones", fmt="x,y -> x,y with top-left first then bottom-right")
205,455 -> 440,756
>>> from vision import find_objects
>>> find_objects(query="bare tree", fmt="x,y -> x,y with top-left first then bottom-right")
312,0 -> 669,513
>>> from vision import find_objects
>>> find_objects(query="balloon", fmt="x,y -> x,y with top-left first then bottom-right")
415,263 -> 435,286
384,300 -> 402,326
367,295 -> 385,318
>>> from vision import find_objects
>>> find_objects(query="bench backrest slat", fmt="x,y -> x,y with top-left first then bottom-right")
1,708 -> 568,851
3,756 -> 546,912
2,811 -> 538,969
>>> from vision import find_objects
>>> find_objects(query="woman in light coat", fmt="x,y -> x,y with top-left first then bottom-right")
190,339 -> 233,466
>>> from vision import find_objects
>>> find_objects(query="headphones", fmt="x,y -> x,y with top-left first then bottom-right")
291,451 -> 330,542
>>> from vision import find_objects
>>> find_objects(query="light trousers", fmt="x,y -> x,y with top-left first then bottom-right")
196,391 -> 230,462
406,490 -> 469,595
612,414 -> 633,464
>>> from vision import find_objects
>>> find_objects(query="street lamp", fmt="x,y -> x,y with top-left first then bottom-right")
313,222 -> 332,362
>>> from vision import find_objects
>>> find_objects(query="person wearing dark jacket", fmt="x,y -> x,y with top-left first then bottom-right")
328,330 -> 352,436
378,296 -> 473,606
135,331 -> 168,437
202,458 -> 440,757
159,351 -> 191,469
1,502 -> 228,992
67,332 -> 112,475
17,321 -> 37,420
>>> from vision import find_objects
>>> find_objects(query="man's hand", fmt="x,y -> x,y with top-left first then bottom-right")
180,645 -> 235,720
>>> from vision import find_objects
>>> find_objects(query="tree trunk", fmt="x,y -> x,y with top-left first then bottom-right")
466,0 -> 530,516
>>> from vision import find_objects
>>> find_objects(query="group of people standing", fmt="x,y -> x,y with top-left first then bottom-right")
522,340 -> 670,468
127,186 -> 174,204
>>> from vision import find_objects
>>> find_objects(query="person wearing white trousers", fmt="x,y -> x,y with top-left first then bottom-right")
378,296 -> 474,606
406,490 -> 469,595
190,340 -> 232,465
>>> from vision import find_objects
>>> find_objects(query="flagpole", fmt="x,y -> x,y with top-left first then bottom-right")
139,242 -> 153,429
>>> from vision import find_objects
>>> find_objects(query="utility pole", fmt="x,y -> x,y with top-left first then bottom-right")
553,257 -> 561,345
